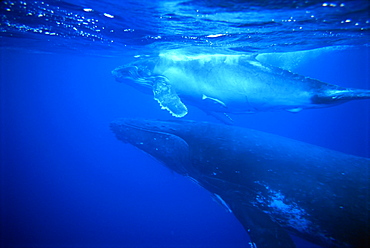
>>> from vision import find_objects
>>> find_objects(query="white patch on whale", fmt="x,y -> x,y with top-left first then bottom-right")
253,181 -> 312,233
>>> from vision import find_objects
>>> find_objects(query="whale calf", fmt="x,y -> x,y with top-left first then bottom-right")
111,118 -> 370,248
112,53 -> 370,119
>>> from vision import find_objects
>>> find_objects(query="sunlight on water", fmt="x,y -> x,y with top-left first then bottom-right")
1,0 -> 369,55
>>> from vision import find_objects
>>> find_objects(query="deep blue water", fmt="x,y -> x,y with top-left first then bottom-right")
1,1 -> 369,248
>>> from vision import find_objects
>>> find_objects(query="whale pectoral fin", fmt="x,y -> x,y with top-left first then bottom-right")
229,202 -> 296,248
152,76 -> 188,117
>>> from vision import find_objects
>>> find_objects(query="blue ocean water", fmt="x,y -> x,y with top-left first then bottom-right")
0,1 -> 369,248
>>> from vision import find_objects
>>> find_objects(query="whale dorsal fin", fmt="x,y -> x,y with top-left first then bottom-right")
202,94 -> 227,108
152,76 -> 188,117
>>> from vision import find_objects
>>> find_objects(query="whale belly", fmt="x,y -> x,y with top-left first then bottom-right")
158,61 -> 313,113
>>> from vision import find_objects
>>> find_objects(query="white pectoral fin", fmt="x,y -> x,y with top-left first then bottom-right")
153,76 -> 188,117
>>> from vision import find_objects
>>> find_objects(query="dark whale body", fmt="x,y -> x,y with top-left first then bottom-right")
111,119 -> 370,248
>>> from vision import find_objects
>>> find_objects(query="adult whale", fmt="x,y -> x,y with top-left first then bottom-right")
111,118 -> 370,248
112,53 -> 370,119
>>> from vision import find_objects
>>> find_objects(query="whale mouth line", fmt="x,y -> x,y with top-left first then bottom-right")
118,119 -> 153,131
115,119 -> 173,136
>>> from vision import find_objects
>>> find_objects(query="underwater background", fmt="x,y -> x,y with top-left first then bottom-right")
1,1 -> 369,248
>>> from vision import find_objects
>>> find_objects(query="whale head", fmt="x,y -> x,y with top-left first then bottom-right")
112,57 -> 158,89
110,118 -> 191,175
112,65 -> 153,86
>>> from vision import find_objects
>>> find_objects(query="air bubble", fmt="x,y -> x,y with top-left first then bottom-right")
103,13 -> 114,18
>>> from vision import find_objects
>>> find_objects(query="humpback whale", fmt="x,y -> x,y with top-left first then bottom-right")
111,118 -> 370,248
112,53 -> 370,119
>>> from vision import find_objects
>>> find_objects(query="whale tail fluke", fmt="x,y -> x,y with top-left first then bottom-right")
311,88 -> 370,105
